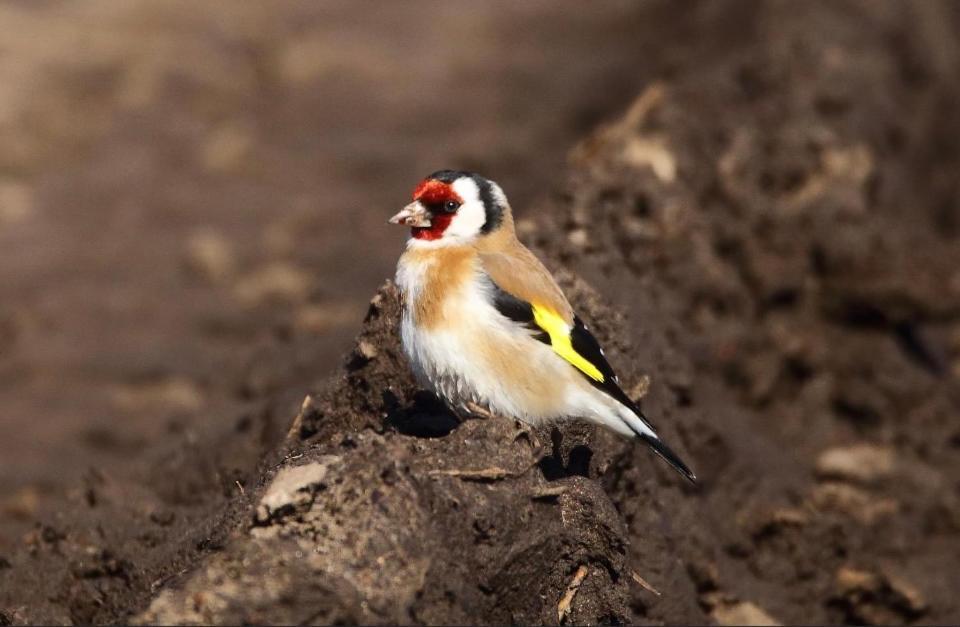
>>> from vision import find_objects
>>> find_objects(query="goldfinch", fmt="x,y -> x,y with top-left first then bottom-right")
389,170 -> 696,483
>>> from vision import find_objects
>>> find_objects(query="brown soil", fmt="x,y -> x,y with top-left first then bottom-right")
3,1 -> 960,625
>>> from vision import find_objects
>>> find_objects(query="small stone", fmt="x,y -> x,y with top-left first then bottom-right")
622,136 -> 677,183
833,565 -> 927,623
183,231 -> 235,283
629,375 -> 651,400
746,506 -> 808,539
811,482 -> 898,524
357,340 -> 378,360
0,486 -> 39,519
770,507 -> 808,527
836,566 -> 878,592
567,228 -> 589,249
255,458 -> 339,524
711,600 -> 781,626
822,144 -> 874,185
885,572 -> 927,616
287,394 -> 323,440
815,444 -> 895,485
234,262 -> 311,305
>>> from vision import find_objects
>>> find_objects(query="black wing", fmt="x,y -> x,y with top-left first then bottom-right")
488,277 -> 696,483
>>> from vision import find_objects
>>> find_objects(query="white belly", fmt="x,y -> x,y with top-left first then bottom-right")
396,257 -> 576,421
401,314 -> 488,412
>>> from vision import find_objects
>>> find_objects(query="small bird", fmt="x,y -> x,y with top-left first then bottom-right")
389,170 -> 695,482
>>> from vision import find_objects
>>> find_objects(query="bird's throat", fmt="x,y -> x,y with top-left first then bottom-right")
411,213 -> 453,240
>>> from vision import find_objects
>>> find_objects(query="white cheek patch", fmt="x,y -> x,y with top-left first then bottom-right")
439,177 -> 487,240
444,202 -> 487,239
452,177 -> 481,206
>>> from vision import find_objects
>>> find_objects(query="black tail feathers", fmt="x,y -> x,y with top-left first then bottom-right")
638,432 -> 697,484
617,401 -> 697,484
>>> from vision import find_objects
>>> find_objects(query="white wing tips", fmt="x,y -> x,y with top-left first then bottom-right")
637,431 -> 697,484
616,405 -> 697,484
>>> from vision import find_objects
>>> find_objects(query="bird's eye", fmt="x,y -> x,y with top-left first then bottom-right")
444,200 -> 460,213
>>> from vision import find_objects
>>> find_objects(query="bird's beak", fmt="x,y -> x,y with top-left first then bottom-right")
389,201 -> 432,228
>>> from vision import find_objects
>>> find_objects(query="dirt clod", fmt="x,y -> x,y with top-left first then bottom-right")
2,2 -> 959,624
253,458 -> 337,525
815,444 -> 896,485
183,231 -> 236,284
832,566 -> 928,624
711,600 -> 781,626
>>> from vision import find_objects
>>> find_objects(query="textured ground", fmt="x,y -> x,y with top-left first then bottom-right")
2,1 -> 960,625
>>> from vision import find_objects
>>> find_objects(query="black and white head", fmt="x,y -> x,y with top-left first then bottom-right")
389,170 -> 510,244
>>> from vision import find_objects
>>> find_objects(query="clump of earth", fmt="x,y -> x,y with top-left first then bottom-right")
2,2 -> 960,625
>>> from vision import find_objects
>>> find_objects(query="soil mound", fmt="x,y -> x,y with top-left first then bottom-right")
3,2 -> 960,624
136,277 -> 671,625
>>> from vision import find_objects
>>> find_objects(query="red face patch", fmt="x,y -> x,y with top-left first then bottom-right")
412,179 -> 462,205
410,179 -> 463,240
411,213 -> 454,240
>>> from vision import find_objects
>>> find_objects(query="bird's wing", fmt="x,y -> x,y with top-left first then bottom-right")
485,253 -> 696,482
485,274 -> 640,414
479,248 -> 573,324
480,250 -> 622,392
479,250 -> 635,404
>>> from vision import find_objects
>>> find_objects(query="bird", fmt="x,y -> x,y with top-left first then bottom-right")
389,170 -> 696,483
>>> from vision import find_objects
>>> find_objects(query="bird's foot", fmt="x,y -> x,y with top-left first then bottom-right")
463,401 -> 497,420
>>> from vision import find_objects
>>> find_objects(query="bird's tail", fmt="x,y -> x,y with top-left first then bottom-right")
616,403 -> 697,484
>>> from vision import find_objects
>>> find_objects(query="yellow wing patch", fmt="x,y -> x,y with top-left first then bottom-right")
531,305 -> 605,382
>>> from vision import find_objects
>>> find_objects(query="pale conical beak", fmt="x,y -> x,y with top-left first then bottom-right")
389,201 -> 432,227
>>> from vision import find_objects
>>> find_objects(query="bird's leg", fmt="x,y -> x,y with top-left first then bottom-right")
550,426 -> 564,465
464,401 -> 496,420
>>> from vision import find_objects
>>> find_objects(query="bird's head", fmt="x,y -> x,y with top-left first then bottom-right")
389,170 -> 509,244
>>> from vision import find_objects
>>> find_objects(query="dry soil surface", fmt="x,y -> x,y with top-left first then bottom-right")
3,1 -> 960,625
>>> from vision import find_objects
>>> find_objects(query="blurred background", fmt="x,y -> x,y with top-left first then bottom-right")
1,1 -> 960,623
0,0 -> 689,517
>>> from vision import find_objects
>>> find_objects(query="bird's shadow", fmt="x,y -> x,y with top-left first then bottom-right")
537,427 -> 593,480
383,392 -> 595,480
383,390 -> 460,438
